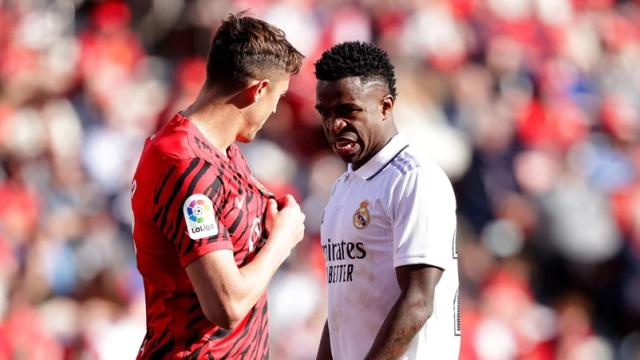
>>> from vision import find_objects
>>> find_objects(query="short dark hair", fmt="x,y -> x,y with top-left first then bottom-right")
314,41 -> 397,98
206,12 -> 304,90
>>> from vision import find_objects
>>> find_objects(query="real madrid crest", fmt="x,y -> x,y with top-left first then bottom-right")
353,200 -> 371,229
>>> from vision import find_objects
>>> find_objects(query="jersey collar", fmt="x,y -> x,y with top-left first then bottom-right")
348,133 -> 410,180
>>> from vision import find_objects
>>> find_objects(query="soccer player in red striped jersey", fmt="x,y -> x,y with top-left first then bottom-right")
131,13 -> 305,359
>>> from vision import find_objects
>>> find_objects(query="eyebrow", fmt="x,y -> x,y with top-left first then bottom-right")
315,101 -> 360,107
336,103 -> 362,110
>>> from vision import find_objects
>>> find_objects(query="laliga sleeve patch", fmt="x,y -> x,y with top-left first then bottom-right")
183,194 -> 219,240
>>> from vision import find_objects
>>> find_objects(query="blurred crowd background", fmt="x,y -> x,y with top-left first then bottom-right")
1,0 -> 640,359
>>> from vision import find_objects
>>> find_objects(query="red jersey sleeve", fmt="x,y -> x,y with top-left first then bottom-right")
151,157 -> 233,267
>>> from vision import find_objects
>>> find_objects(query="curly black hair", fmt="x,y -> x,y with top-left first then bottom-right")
314,41 -> 397,98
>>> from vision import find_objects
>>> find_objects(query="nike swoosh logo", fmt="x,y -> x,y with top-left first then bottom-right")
235,193 -> 246,209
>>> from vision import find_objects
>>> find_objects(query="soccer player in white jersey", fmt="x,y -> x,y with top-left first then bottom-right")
314,42 -> 460,360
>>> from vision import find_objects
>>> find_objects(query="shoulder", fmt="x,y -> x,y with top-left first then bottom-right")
146,116 -> 198,163
137,126 -> 225,188
388,148 -> 421,176
392,147 -> 451,183
389,147 -> 456,208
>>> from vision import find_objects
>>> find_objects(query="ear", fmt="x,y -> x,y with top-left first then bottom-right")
246,79 -> 270,102
381,95 -> 394,119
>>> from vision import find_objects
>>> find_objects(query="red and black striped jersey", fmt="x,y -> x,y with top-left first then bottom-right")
131,113 -> 272,359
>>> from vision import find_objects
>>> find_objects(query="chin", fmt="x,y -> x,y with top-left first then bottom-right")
335,152 -> 356,164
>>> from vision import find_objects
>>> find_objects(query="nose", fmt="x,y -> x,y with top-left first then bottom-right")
327,117 -> 347,136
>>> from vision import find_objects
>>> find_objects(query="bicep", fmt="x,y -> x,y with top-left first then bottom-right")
395,264 -> 443,300
185,249 -> 239,322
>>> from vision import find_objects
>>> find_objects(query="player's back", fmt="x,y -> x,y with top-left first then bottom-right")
131,113 -> 270,359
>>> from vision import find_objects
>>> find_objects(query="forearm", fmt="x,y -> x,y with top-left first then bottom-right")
364,293 -> 431,360
188,195 -> 304,328
189,233 -> 292,327
233,234 -> 290,312
316,320 -> 333,360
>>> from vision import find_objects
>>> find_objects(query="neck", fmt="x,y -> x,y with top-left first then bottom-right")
352,125 -> 398,170
181,88 -> 242,154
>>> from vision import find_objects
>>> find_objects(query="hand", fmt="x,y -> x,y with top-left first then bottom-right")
265,194 -> 305,251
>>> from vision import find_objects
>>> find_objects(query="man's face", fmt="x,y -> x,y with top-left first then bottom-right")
239,76 -> 290,142
315,77 -> 394,168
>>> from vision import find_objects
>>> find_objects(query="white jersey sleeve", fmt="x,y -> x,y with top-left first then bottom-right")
391,160 -> 457,270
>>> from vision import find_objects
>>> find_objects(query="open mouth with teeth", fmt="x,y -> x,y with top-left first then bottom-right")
335,139 -> 356,150
332,138 -> 360,158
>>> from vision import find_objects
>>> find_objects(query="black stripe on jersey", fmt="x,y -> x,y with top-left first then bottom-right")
151,208 -> 162,225
185,333 -> 199,350
207,353 -> 215,360
183,309 -> 205,346
215,230 -> 230,244
223,176 -> 242,218
184,346 -> 202,360
143,330 -> 175,360
247,336 -> 260,360
204,176 -> 224,205
227,209 -> 244,234
211,328 -> 230,339
183,315 -> 230,359
238,345 -> 251,359
239,191 -> 255,234
247,302 -> 269,360
220,306 -> 257,358
256,325 -> 270,360
186,161 -> 212,201
154,165 -> 176,205
183,235 -> 200,255
170,160 -> 211,251
185,314 -> 207,329
155,158 -> 200,229
247,301 -> 269,359
204,166 -> 226,214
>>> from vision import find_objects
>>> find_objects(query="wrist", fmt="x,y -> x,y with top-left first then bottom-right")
263,231 -> 291,262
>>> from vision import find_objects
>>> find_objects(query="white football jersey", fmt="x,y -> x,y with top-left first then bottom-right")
321,134 -> 460,360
